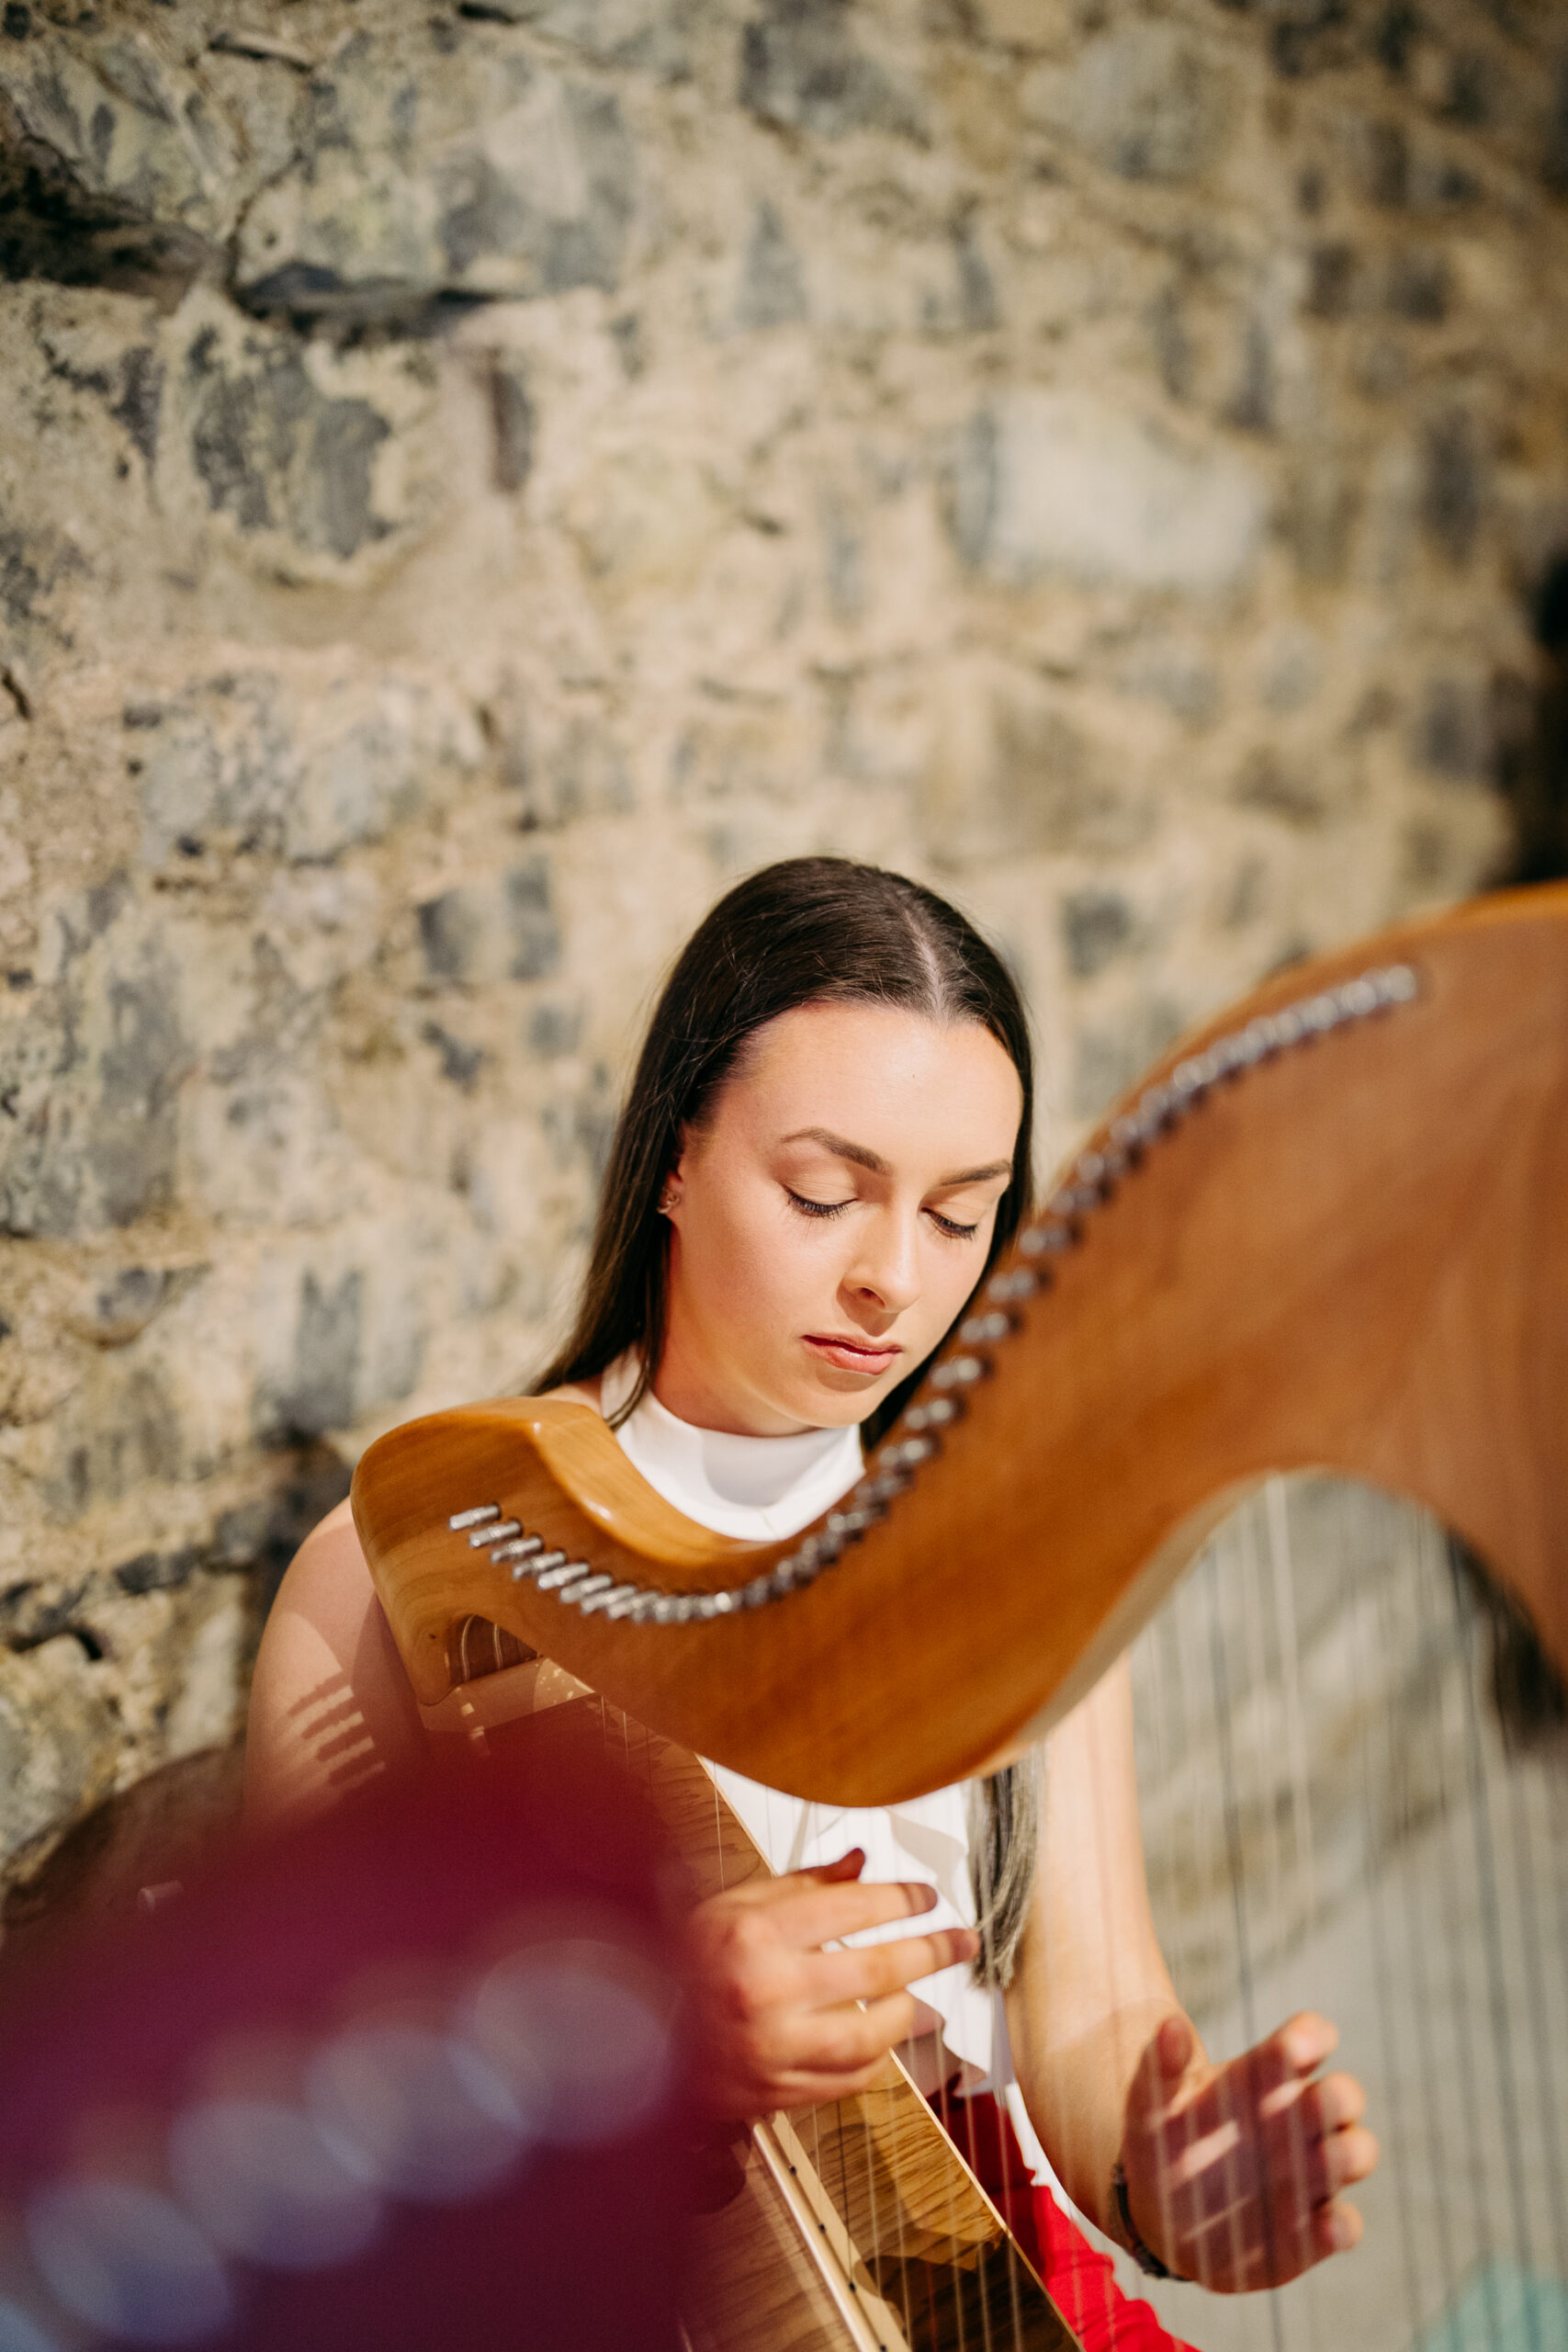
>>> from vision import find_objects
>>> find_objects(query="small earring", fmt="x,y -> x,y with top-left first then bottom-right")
659,1185 -> 680,1216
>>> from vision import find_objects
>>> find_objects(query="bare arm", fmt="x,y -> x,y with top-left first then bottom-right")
243,1498 -> 428,1833
1007,1656 -> 1376,2290
1004,1656 -> 1181,2240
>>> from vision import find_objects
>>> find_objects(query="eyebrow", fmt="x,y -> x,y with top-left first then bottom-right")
780,1127 -> 1013,1187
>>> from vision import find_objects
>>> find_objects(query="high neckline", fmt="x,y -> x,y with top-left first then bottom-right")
600,1353 -> 863,1542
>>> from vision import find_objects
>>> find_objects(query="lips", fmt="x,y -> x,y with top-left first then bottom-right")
804,1333 -> 902,1376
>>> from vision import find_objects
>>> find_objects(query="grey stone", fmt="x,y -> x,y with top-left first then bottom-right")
1305,243 -> 1356,320
188,334 -> 391,562
1073,996 -> 1185,1117
1062,888 -> 1135,979
1225,315 -> 1275,435
137,670 -> 476,870
739,0 -> 924,143
0,23 -> 241,295
114,1545 -> 197,1596
417,887 -> 481,983
1233,746 -> 1327,828
0,1577 -> 89,1649
1364,119 -> 1409,209
949,390 -> 1268,596
505,858 -> 561,980
1386,248 -> 1449,322
952,211 -> 998,334
0,894 -> 186,1240
736,199 -> 807,331
235,49 -> 636,323
90,947 -> 185,1227
421,1020 -> 487,1091
516,718 -> 633,830
488,355 -> 533,492
1282,457 -> 1359,583
1421,410 -> 1484,567
0,1634 -> 121,1879
28,322 -> 164,467
0,519 -> 90,653
1546,56 -> 1568,193
51,1363 -> 182,1517
458,0 -> 695,76
526,1000 -> 582,1059
0,981 -> 85,1239
1416,674 -> 1493,782
923,683 -> 1155,868
1060,26 -> 1235,184
258,1268 -> 363,1442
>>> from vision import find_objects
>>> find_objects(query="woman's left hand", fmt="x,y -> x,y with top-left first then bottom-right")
1119,2010 -> 1377,2292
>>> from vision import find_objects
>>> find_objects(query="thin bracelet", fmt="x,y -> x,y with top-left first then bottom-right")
1111,2161 -> 1178,2279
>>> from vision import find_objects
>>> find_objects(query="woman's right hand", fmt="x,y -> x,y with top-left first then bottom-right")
683,1848 -> 979,2118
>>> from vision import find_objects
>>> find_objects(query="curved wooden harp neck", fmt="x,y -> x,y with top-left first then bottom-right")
355,884 -> 1568,1809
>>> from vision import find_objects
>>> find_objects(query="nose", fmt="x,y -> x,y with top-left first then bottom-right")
841,1207 -> 921,1321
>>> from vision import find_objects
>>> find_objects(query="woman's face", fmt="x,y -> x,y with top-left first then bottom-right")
658,1001 -> 1023,1437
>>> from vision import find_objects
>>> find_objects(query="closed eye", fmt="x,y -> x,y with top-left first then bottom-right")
928,1210 -> 980,1239
786,1189 -> 853,1220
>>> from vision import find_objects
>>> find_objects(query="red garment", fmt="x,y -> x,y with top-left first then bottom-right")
931,2084 -> 1200,2352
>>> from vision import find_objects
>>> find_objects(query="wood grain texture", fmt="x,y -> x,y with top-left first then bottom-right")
466,1681 -> 1076,2352
355,885 -> 1568,1805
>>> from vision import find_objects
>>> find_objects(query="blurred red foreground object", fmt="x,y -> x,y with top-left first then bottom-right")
0,1751 -> 688,2352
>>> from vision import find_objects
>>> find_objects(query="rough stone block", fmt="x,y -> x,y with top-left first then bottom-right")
1062,888 -> 1136,979
234,44 -> 636,323
921,666 -> 1156,868
457,0 -> 694,75
949,390 -> 1268,595
0,894 -> 187,1240
0,1634 -> 120,1880
1027,26 -> 1237,185
739,0 -> 925,142
136,668 -> 480,870
0,20 -> 241,283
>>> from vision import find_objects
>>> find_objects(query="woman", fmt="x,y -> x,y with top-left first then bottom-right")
247,858 -> 1376,2343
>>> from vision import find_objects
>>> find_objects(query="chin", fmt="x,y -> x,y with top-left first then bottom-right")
796,1368 -> 891,1419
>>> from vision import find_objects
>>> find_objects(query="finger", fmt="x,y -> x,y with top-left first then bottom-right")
1305,2071 -> 1367,2138
1314,2199 -> 1363,2259
797,1849 -> 867,1885
1271,2011 -> 1339,2076
807,1925 -> 981,2003
803,1993 -> 919,2076
1127,2012 -> 1201,2126
1321,2124 -> 1379,2196
769,1874 -> 941,1950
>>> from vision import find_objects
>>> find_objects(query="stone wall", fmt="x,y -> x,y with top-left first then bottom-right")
0,0 -> 1565,1893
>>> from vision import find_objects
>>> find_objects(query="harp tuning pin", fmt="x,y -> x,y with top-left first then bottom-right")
987,1268 -> 1037,1302
581,1581 -> 638,1615
930,1354 -> 986,1391
885,1434 -> 936,1469
905,1395 -> 962,1430
559,1572 -> 615,1608
449,1504 -> 500,1532
958,1310 -> 1013,1346
1021,1221 -> 1075,1256
470,1519 -> 520,1548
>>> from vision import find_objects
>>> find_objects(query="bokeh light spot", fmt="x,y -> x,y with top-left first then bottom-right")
169,2098 -> 382,2272
25,2178 -> 231,2345
306,2024 -> 524,2204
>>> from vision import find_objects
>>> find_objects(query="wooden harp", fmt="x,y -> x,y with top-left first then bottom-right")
354,882 -> 1568,2349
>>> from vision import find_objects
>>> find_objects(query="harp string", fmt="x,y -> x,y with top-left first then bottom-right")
1122,1477 -> 1568,2352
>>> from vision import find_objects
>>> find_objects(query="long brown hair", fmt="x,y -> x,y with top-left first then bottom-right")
537,855 -> 1034,1447
536,855 -> 1040,1983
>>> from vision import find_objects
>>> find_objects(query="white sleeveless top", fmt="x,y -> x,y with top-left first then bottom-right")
600,1355 -> 1017,2103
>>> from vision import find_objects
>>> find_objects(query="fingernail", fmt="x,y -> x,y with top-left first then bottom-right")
1330,2209 -> 1355,2251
